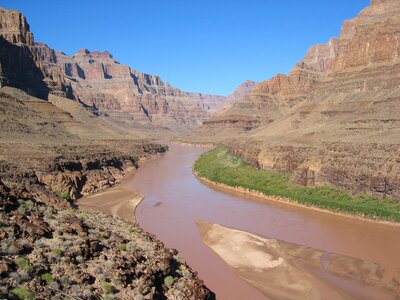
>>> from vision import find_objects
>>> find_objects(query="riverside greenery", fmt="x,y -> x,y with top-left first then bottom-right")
194,147 -> 400,222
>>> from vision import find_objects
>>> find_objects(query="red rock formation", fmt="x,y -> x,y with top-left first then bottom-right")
195,0 -> 400,199
0,8 -> 33,45
0,7 -> 226,131
38,47 -> 226,130
0,8 -> 70,98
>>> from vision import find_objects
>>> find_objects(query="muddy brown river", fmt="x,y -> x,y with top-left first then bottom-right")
133,144 -> 400,300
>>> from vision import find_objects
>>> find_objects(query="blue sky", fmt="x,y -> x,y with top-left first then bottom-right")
1,0 -> 369,96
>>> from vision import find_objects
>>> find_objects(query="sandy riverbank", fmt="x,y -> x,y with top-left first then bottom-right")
78,186 -> 143,223
196,221 -> 400,300
193,171 -> 400,228
77,156 -> 161,223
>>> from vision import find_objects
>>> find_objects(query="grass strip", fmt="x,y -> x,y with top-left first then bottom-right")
194,147 -> 400,222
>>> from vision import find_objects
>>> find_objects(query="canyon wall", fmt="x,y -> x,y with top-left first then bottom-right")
193,0 -> 400,200
0,7 -> 226,132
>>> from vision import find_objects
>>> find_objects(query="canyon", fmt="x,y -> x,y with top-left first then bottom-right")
1,0 -> 400,299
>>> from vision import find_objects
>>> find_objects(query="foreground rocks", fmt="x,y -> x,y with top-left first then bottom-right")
0,183 -> 214,299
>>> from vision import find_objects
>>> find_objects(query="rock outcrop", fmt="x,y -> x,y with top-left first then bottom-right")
0,8 -> 33,45
220,80 -> 257,112
0,8 -> 70,99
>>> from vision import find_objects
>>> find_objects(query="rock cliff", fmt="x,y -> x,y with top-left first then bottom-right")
0,7 -> 226,132
188,0 -> 400,200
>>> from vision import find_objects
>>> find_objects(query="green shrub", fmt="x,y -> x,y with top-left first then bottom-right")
56,191 -> 71,201
41,273 -> 53,284
102,283 -> 114,295
16,258 -> 32,272
118,243 -> 126,252
164,275 -> 174,286
52,248 -> 62,257
11,287 -> 36,300
113,276 -> 123,286
194,147 -> 400,222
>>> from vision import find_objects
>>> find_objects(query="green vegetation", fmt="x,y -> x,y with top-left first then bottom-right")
194,147 -> 400,222
52,248 -> 62,257
17,199 -> 34,208
41,273 -> 53,284
118,243 -> 126,252
11,287 -> 36,300
102,282 -> 115,295
56,191 -> 71,201
16,258 -> 32,272
164,275 -> 174,286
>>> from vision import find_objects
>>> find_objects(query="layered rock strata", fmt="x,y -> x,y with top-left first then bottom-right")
191,0 -> 400,200
0,7 -> 226,132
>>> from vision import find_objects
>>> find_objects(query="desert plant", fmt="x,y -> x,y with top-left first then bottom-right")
118,243 -> 126,252
102,282 -> 114,295
41,273 -> 53,284
164,275 -> 174,286
56,191 -> 71,201
16,258 -> 32,272
52,248 -> 62,257
11,287 -> 36,300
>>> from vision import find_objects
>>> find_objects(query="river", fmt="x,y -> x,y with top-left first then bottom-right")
86,143 -> 400,299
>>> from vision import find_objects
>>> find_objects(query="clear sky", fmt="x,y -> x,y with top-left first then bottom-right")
1,0 -> 370,96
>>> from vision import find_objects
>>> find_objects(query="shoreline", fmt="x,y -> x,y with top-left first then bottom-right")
78,186 -> 144,223
76,155 -> 155,223
193,170 -> 400,228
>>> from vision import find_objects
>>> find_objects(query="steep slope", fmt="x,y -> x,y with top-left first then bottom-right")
37,45 -> 227,131
188,0 -> 400,200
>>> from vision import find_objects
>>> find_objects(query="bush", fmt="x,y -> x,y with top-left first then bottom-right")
164,275 -> 174,286
17,199 -> 34,208
16,258 -> 32,272
102,283 -> 114,295
56,191 -> 71,201
41,273 -> 53,284
52,248 -> 62,257
118,243 -> 126,252
11,287 -> 36,300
